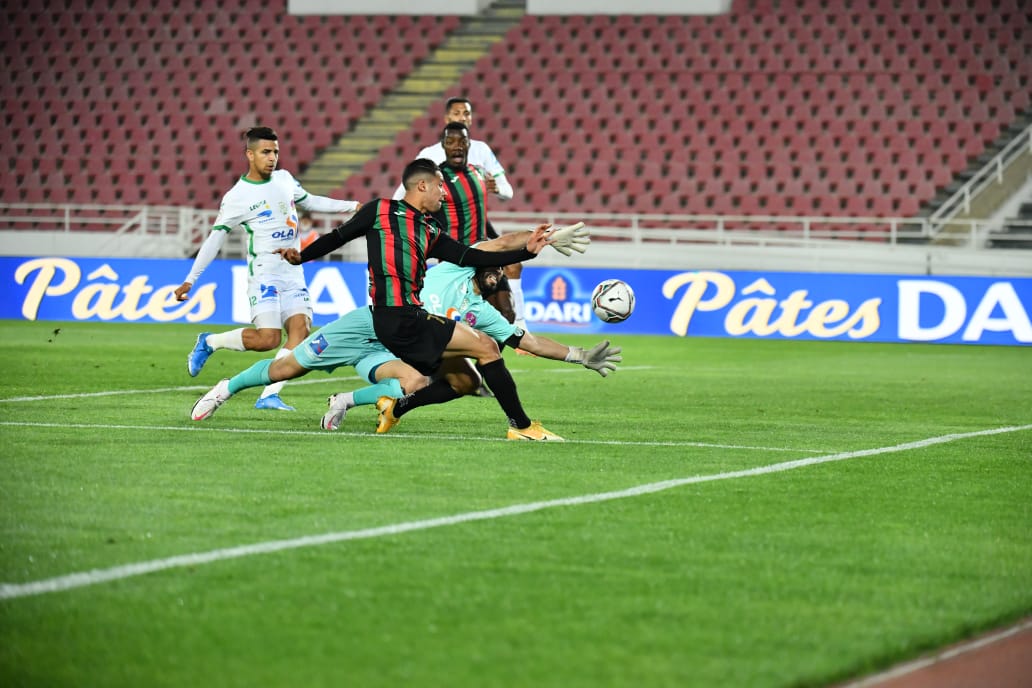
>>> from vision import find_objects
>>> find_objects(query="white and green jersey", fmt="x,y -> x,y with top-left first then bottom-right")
421,262 -> 520,345
186,169 -> 358,283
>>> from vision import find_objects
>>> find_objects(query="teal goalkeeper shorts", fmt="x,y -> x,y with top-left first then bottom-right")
293,307 -> 400,384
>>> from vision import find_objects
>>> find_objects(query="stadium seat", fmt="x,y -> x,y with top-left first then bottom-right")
4,2 -> 1029,230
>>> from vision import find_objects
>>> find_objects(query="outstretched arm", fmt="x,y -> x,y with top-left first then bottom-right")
474,224 -> 550,252
279,202 -> 376,264
431,225 -> 549,267
504,332 -> 622,377
475,222 -> 589,257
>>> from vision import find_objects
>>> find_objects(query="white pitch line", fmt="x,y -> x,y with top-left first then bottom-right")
0,366 -> 657,403
0,375 -> 363,402
0,421 -> 823,452
2,423 -> 1028,601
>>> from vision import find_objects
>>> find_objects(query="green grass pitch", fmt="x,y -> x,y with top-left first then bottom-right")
0,319 -> 1029,687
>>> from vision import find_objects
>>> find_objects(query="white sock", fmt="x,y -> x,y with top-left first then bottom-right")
206,329 -> 247,352
509,278 -> 528,329
260,347 -> 292,398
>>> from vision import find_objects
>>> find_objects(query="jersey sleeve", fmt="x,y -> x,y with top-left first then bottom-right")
184,228 -> 229,283
211,186 -> 250,231
299,201 -> 377,262
284,170 -> 359,214
429,234 -> 535,267
471,141 -> 513,200
469,300 -> 519,344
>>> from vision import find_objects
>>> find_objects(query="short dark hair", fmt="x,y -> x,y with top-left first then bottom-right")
244,126 -> 278,148
402,158 -> 440,190
441,121 -> 470,141
445,97 -> 471,112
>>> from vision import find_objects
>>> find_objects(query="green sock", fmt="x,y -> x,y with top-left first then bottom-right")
228,359 -> 273,394
353,379 -> 404,406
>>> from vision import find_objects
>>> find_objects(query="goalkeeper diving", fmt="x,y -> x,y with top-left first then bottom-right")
190,221 -> 622,435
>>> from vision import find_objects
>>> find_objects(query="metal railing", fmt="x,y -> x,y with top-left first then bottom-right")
927,123 -> 1032,239
3,204 -> 1031,256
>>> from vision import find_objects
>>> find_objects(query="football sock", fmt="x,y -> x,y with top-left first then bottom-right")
259,348 -> 291,399
353,379 -> 403,407
476,358 -> 532,428
509,278 -> 528,328
228,359 -> 273,394
394,379 -> 461,418
207,329 -> 247,351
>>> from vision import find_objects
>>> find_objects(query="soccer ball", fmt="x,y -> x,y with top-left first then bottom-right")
591,279 -> 635,323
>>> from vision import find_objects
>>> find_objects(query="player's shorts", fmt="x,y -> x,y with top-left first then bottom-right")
248,274 -> 312,328
372,305 -> 456,376
294,307 -> 398,382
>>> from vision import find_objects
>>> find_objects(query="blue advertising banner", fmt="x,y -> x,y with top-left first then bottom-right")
3,256 -> 1030,346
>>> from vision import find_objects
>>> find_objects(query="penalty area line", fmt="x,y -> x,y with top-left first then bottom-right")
2,423 -> 1029,601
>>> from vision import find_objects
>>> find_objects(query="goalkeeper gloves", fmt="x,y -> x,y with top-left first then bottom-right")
564,339 -> 622,377
547,222 -> 590,256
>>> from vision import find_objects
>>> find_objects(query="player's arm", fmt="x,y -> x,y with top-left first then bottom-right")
489,172 -> 513,201
475,222 -> 589,256
430,226 -> 546,267
175,226 -> 230,301
473,228 -> 539,252
280,202 -> 376,264
291,172 -> 360,214
297,193 -> 359,214
505,332 -> 622,377
478,141 -> 514,201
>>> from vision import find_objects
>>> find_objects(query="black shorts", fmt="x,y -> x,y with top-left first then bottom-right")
371,305 -> 456,376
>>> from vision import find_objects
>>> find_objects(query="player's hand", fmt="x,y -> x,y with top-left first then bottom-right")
277,248 -> 302,264
174,282 -> 192,302
546,222 -> 590,256
524,223 -> 552,254
567,340 -> 622,377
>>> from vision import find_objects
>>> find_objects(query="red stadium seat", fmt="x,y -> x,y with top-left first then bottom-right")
5,2 -> 1028,225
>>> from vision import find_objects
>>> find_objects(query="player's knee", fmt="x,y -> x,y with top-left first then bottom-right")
400,374 -> 429,395
471,341 -> 501,364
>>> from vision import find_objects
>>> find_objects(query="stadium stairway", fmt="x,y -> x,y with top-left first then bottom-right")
298,0 -> 525,196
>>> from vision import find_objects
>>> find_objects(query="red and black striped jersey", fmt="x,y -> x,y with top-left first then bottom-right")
364,199 -> 441,307
300,198 -> 536,308
435,163 -> 489,245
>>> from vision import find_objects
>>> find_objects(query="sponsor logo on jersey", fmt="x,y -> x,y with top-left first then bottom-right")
308,333 -> 329,356
271,229 -> 296,240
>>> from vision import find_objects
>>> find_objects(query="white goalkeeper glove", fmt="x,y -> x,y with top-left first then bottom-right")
546,222 -> 590,256
564,339 -> 622,377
